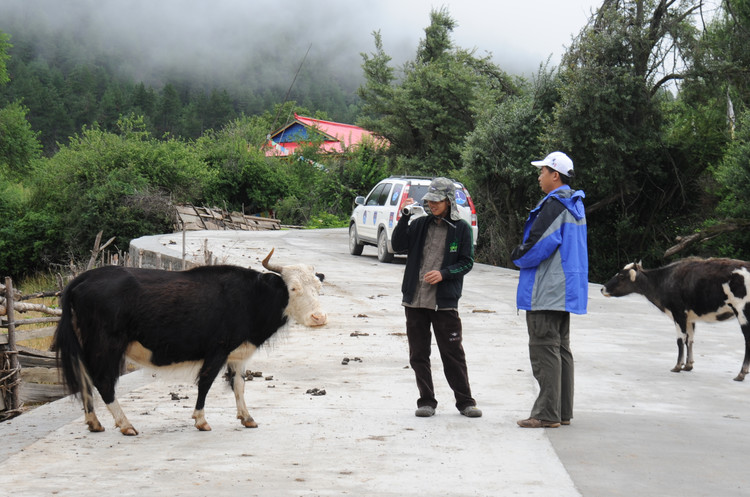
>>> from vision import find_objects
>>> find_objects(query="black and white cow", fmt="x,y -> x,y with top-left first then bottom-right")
601,257 -> 750,381
53,249 -> 327,435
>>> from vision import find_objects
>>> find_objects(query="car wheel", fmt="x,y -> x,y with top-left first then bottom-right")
349,224 -> 364,256
377,229 -> 394,263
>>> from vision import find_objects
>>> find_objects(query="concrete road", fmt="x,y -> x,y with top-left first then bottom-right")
2,228 -> 748,496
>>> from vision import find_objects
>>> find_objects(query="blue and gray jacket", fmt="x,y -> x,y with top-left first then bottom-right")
511,185 -> 588,314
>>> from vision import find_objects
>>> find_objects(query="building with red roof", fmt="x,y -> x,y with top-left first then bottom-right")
265,113 -> 384,157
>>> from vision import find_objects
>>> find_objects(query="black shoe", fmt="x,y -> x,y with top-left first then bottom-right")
415,406 -> 435,417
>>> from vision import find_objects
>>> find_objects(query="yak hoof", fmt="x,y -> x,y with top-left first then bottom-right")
733,373 -> 746,382
241,418 -> 258,428
120,426 -> 139,436
86,422 -> 105,433
670,366 -> 682,373
683,365 -> 693,372
195,422 -> 212,431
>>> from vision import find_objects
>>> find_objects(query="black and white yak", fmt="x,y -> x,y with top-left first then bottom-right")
601,257 -> 750,381
53,249 -> 327,435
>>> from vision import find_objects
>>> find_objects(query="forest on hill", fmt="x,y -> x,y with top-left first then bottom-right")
0,11 -> 363,155
1,0 -> 750,284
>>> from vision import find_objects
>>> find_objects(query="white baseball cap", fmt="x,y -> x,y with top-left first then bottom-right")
531,151 -> 574,177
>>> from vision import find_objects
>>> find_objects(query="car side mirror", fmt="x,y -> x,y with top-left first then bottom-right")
354,196 -> 365,206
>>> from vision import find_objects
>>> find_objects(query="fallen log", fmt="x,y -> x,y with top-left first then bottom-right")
665,219 -> 750,257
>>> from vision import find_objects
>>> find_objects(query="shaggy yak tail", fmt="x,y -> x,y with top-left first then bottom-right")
53,285 -> 94,401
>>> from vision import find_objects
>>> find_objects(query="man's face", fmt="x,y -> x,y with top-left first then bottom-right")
427,199 -> 449,218
538,166 -> 559,194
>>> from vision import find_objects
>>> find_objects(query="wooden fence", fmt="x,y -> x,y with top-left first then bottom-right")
0,278 -> 63,420
174,205 -> 281,232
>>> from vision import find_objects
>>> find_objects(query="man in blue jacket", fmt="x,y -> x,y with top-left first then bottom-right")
512,152 -> 588,428
392,177 -> 481,419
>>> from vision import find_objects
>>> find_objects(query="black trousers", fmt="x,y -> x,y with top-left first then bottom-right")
404,307 -> 476,411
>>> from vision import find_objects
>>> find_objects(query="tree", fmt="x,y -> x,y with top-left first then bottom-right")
657,0 -> 750,258
0,101 -> 42,179
0,31 -> 10,85
196,114 -> 293,215
548,0 -> 713,278
28,116 -> 211,262
358,8 -> 516,175
0,31 -> 42,179
131,82 -> 156,117
462,67 -> 559,266
689,0 -> 750,113
156,83 -> 182,137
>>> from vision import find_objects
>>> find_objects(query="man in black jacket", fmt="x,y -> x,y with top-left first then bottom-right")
391,177 -> 482,418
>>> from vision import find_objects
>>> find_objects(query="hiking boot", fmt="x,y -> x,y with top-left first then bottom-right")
516,417 -> 560,428
415,406 -> 435,417
460,406 -> 482,418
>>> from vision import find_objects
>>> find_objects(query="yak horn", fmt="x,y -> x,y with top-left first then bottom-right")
261,248 -> 284,274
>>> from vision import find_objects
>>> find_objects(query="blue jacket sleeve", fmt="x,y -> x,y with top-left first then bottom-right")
511,199 -> 565,269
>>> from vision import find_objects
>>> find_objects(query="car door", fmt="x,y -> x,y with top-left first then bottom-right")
358,182 -> 390,242
371,182 -> 393,242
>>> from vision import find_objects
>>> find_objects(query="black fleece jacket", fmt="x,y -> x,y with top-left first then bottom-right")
391,211 -> 474,309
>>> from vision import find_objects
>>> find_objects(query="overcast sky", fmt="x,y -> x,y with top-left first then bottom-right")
374,0 -> 599,74
0,0 -> 601,85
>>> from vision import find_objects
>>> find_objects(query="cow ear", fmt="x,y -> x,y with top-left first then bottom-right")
315,272 -> 325,283
636,260 -> 643,270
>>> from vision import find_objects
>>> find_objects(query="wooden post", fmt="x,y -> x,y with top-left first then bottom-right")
5,277 -> 20,411
182,220 -> 187,270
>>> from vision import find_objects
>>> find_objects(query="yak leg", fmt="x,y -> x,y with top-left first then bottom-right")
91,368 -> 137,436
105,400 -> 138,436
191,357 -> 225,431
683,322 -> 695,372
734,318 -> 750,381
671,339 -> 685,373
72,357 -> 109,433
227,363 -> 257,428
87,350 -> 137,436
671,322 -> 687,373
75,358 -> 105,432
82,391 -> 105,433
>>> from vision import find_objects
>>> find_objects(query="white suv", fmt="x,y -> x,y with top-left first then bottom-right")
348,176 -> 478,262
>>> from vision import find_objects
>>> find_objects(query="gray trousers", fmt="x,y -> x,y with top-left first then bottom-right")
526,310 -> 574,422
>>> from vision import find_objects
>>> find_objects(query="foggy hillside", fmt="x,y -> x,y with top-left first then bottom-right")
0,0 -> 594,95
0,0 -> 389,99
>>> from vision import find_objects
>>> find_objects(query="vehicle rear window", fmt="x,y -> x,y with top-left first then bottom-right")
390,184 -> 404,205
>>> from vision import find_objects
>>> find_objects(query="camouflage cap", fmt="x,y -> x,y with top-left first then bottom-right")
423,177 -> 462,222
422,177 -> 455,202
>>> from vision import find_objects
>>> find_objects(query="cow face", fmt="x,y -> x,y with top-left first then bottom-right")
601,262 -> 642,297
279,264 -> 328,327
262,249 -> 328,327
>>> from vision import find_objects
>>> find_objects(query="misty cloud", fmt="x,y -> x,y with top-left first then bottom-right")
0,0 -> 604,93
0,0 -> 380,90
